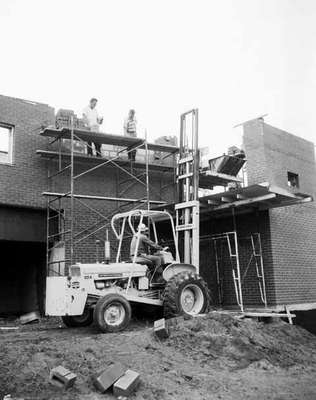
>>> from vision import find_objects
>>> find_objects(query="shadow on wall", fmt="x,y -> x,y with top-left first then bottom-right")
0,241 -> 46,316
294,310 -> 316,335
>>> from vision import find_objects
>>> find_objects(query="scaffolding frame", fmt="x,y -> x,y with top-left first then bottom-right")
43,119 -> 178,276
211,231 -> 267,312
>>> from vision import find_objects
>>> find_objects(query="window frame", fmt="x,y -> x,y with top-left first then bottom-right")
0,123 -> 14,165
287,171 -> 300,189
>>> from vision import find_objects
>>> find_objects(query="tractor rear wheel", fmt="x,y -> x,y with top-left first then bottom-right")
94,293 -> 132,333
62,308 -> 93,327
163,272 -> 210,318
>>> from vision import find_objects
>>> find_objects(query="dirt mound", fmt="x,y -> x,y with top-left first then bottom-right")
165,313 -> 316,369
0,313 -> 316,400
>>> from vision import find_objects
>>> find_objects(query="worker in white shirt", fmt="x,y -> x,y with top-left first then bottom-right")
124,109 -> 137,161
82,98 -> 103,156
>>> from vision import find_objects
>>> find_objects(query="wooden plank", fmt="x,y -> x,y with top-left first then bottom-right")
243,312 -> 296,318
221,196 -> 234,203
40,128 -> 179,153
175,200 -> 199,210
201,170 -> 242,182
42,191 -> 165,204
36,150 -> 174,172
211,193 -> 276,211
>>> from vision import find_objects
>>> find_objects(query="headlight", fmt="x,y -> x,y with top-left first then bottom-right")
95,281 -> 105,289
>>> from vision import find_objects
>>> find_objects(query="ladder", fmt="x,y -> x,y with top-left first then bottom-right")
250,233 -> 267,307
176,109 -> 200,270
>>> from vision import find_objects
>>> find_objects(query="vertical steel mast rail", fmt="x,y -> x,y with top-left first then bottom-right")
176,109 -> 200,270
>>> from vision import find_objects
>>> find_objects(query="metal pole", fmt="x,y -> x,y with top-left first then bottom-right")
69,116 -> 74,273
145,129 -> 150,211
46,199 -> 50,277
193,109 -> 199,200
233,231 -> 244,312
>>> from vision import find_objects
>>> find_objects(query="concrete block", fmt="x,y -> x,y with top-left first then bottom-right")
167,315 -> 185,328
113,369 -> 140,398
154,318 -> 170,339
93,363 -> 126,393
49,366 -> 77,389
20,311 -> 40,325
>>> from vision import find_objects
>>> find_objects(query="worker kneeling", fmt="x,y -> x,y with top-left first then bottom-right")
130,223 -> 164,281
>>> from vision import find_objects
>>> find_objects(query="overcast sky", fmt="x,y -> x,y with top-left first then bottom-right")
1,0 -> 316,156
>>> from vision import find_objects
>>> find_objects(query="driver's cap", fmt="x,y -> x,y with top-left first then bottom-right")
138,223 -> 148,232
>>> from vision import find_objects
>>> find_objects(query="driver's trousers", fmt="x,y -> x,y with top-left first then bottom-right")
135,254 -> 162,270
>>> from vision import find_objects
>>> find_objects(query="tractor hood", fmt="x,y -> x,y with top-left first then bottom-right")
72,263 -> 147,278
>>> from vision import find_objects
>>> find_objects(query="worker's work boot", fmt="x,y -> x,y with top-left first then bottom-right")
153,267 -> 165,284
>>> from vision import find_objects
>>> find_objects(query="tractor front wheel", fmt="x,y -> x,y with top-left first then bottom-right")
62,308 -> 93,327
163,272 -> 210,318
94,293 -> 132,333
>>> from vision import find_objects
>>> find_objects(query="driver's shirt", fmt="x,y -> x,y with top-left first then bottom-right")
130,233 -> 161,256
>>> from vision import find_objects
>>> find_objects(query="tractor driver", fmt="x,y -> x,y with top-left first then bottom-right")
130,223 -> 164,275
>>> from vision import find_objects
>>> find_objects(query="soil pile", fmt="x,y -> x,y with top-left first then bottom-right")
0,313 -> 316,400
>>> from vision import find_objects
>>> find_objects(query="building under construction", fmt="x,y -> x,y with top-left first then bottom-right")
0,94 -> 315,320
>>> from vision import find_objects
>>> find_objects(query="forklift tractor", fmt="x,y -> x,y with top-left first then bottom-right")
45,209 -> 210,333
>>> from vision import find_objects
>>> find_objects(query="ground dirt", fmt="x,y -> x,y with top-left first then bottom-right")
1,312 -> 316,400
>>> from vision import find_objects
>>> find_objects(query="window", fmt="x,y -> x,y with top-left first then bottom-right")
0,124 -> 14,164
287,171 -> 299,189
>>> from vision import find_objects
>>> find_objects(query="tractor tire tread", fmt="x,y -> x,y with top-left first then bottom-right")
163,272 -> 210,319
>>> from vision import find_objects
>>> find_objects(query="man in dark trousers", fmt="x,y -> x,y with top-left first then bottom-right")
130,223 -> 164,277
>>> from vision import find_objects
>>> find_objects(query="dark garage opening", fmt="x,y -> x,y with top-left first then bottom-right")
0,241 -> 46,316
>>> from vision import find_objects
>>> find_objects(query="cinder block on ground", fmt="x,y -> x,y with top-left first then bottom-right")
20,311 -> 40,325
167,315 -> 185,328
154,318 -> 170,339
113,369 -> 140,398
93,363 -> 126,393
49,366 -> 77,389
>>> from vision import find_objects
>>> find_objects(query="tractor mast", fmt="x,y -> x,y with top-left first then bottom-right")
176,109 -> 200,271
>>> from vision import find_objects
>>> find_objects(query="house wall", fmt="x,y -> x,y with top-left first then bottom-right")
0,95 -> 54,315
199,210 -> 274,308
243,119 -> 316,307
48,160 -> 175,267
0,94 -> 175,313
0,95 -> 54,208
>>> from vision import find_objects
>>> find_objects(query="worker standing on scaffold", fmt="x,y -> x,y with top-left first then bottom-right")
124,109 -> 137,162
82,98 -> 103,157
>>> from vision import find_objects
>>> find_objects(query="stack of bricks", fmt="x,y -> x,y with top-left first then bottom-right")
55,109 -> 85,130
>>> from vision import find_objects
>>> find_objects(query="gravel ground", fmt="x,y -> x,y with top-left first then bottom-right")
1,313 -> 316,400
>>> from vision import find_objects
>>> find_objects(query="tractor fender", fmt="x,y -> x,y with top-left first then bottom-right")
163,263 -> 197,282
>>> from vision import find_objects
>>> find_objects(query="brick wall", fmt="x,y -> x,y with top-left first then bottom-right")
47,160 -> 175,266
269,203 -> 316,305
243,120 -> 316,306
0,94 -> 175,265
199,210 -> 274,308
0,95 -> 55,208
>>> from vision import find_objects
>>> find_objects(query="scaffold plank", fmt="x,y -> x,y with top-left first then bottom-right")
42,191 -> 166,204
36,150 -> 174,172
40,127 -> 179,153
